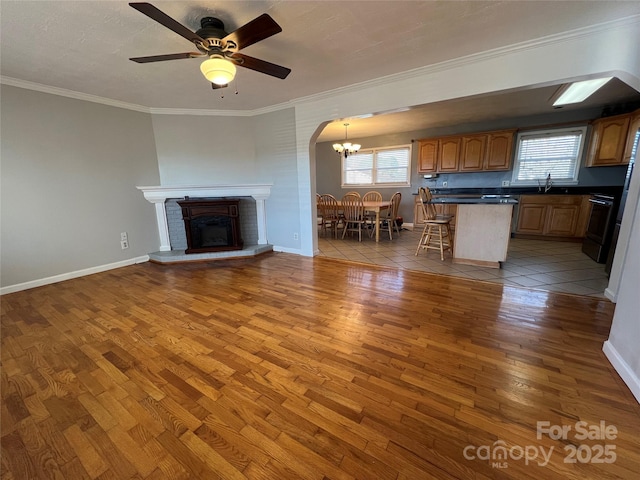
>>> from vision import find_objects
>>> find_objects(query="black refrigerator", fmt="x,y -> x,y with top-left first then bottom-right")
605,131 -> 638,275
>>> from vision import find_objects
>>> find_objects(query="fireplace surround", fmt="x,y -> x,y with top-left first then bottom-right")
137,184 -> 271,252
178,198 -> 243,253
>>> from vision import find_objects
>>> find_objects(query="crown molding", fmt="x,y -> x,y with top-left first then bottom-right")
0,76 -> 151,113
291,14 -> 640,107
3,14 -> 638,117
147,101 -> 295,116
0,75 -> 296,117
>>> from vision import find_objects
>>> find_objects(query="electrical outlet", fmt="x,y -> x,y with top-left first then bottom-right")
502,180 -> 510,187
293,233 -> 299,240
120,240 -> 129,250
442,181 -> 448,187
120,232 -> 128,242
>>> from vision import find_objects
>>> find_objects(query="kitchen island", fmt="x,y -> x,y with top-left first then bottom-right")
429,195 -> 518,268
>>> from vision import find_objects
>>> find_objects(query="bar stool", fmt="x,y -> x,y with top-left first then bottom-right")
415,187 -> 454,260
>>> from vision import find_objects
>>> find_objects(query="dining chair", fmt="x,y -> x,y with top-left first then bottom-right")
415,187 -> 454,260
341,193 -> 366,241
344,191 -> 361,197
378,192 -> 402,240
319,194 -> 341,238
362,191 -> 383,233
316,193 -> 323,232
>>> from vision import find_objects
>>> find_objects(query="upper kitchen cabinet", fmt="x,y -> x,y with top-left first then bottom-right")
417,129 -> 515,173
439,137 -> 462,172
622,110 -> 640,164
418,139 -> 438,173
459,134 -> 486,171
586,112 -> 631,166
484,130 -> 515,170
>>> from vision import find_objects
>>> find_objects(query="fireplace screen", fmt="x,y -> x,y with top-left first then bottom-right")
194,217 -> 231,248
178,198 -> 243,253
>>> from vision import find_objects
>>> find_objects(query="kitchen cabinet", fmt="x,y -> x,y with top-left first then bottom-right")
623,110 -> 640,164
417,129 -> 515,173
516,203 -> 547,234
439,138 -> 461,172
586,113 -> 631,166
459,135 -> 486,171
418,139 -> 438,173
515,195 -> 591,238
484,130 -> 515,170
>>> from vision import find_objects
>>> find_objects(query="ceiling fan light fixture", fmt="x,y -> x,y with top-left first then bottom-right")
200,56 -> 236,85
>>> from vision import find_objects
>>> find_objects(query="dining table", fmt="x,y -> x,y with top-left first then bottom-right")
336,200 -> 392,242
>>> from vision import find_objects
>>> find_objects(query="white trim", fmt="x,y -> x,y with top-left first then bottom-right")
0,76 -> 150,113
273,246 -> 304,255
0,256 -> 149,296
604,287 -> 618,303
603,340 -> 640,404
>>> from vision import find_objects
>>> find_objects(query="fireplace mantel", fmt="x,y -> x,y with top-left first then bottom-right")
137,184 -> 271,251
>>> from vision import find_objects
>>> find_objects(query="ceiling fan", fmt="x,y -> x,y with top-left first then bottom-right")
128,2 -> 291,89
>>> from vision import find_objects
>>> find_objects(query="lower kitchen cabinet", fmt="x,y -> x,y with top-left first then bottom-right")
516,203 -> 547,234
515,195 -> 591,238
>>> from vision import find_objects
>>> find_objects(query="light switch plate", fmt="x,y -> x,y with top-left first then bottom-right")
502,180 -> 510,187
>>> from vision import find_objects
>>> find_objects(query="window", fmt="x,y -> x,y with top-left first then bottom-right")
342,145 -> 411,187
511,127 -> 587,186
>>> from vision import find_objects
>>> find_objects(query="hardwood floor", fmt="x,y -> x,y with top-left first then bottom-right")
2,252 -> 639,479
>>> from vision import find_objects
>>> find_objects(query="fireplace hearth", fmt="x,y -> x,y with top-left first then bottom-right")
178,198 -> 243,253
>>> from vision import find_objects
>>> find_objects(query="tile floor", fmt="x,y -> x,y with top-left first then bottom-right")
317,226 -> 611,298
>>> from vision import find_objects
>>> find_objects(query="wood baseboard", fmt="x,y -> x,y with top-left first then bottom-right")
511,233 -> 584,242
453,257 -> 501,268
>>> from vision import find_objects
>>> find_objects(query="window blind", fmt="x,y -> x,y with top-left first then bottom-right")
342,146 -> 410,186
512,128 -> 585,184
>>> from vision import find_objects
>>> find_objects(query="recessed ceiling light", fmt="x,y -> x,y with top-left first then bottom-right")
552,77 -> 613,106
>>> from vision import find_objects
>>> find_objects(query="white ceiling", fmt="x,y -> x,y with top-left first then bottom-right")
2,1 -> 640,141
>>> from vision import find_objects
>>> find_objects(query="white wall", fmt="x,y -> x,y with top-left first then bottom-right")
151,114 -> 257,185
604,195 -> 640,402
149,108 -> 300,251
252,108 -> 300,252
0,85 -> 160,290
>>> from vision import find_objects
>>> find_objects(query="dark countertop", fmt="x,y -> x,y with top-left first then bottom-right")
418,185 -> 624,197
429,196 -> 518,204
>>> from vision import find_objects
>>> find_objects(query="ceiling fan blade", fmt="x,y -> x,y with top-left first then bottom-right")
211,83 -> 228,90
223,13 -> 282,50
232,53 -> 291,80
129,2 -> 204,45
130,52 -> 203,63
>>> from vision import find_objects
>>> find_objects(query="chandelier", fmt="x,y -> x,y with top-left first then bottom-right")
333,123 -> 361,157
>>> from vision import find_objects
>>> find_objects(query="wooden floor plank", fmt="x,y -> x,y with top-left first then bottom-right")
2,253 -> 639,479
